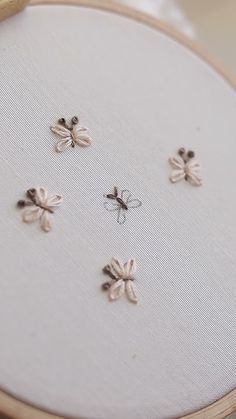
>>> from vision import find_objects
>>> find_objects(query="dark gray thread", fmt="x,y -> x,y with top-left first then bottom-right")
103,187 -> 142,224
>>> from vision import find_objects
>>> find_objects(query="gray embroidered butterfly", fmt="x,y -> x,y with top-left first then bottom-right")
104,187 -> 142,225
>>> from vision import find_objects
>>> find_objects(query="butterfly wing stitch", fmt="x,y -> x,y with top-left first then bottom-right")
17,187 -> 63,232
104,188 -> 142,225
72,124 -> 92,147
102,257 -> 138,304
169,148 -> 202,186
185,160 -> 202,186
50,116 -> 92,152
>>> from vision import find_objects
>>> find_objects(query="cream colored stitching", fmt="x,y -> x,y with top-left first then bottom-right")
17,187 -> 63,232
50,116 -> 92,152
102,257 -> 138,304
169,148 -> 202,186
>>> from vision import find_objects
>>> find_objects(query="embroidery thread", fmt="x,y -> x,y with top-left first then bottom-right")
104,187 -> 142,225
102,257 -> 138,304
50,116 -> 92,152
169,148 -> 202,186
17,187 -> 63,232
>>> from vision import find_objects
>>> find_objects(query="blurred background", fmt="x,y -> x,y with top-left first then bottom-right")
120,0 -> 236,84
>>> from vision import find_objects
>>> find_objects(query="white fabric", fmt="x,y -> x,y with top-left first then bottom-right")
0,4 -> 236,419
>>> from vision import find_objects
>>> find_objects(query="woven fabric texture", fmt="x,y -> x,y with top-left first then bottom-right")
0,5 -> 236,419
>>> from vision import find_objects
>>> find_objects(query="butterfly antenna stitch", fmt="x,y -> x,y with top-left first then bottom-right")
101,265 -> 116,291
103,265 -> 116,280
58,117 -> 69,128
71,116 -> 79,125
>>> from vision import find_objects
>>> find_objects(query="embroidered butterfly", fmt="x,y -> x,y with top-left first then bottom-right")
50,116 -> 92,152
169,148 -> 202,186
102,257 -> 138,304
17,187 -> 63,232
104,187 -> 142,225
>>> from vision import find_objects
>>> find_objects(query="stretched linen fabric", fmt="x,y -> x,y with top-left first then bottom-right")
0,5 -> 236,419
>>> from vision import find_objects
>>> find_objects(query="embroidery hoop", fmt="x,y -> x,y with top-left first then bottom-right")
0,1 -> 236,418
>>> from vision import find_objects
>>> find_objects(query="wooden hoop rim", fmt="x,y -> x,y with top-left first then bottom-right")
0,0 -> 30,22
0,1 -> 235,418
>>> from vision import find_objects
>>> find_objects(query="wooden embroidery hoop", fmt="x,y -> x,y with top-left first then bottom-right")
0,1 -> 236,418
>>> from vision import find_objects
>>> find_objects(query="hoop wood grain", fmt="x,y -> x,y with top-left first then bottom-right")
0,0 -> 30,21
0,0 -> 235,418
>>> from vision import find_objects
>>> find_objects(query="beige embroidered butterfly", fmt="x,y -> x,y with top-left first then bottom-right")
102,257 -> 138,304
50,116 -> 92,152
169,147 -> 202,186
17,187 -> 63,232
